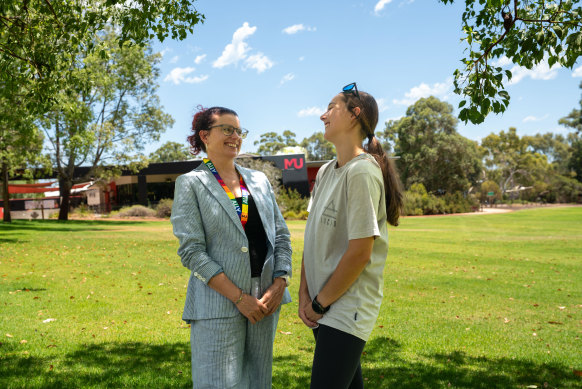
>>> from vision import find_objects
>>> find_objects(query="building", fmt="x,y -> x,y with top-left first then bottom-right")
1,154 -> 321,219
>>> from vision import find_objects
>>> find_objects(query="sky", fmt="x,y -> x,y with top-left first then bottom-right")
147,0 -> 582,156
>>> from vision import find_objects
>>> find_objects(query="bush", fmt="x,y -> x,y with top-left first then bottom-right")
283,210 -> 309,220
155,198 -> 173,218
403,184 -> 478,216
277,188 -> 309,214
235,157 -> 283,195
116,205 -> 156,218
71,204 -> 92,217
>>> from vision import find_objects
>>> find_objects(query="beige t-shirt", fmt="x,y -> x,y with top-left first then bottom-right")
304,153 -> 388,341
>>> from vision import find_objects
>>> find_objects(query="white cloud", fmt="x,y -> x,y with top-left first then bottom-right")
169,55 -> 179,64
374,0 -> 393,14
194,54 -> 207,64
159,48 -> 172,58
573,65 -> 582,77
523,114 -> 549,123
164,67 -> 209,85
280,73 -> 295,86
376,98 -> 390,112
244,53 -> 274,73
298,106 -> 325,117
299,56 -> 305,61
393,78 -> 452,105
493,55 -> 513,67
213,22 -> 257,69
508,59 -> 561,85
212,22 -> 273,74
282,24 -> 316,34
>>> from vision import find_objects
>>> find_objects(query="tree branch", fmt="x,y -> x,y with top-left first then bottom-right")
516,18 -> 582,27
42,0 -> 63,29
470,0 -> 518,70
0,46 -> 44,78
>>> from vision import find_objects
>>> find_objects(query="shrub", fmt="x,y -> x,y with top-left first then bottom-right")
235,157 -> 283,195
116,205 -> 156,218
403,186 -> 478,216
71,204 -> 92,217
283,211 -> 298,220
155,198 -> 173,218
277,188 -> 309,214
283,210 -> 309,220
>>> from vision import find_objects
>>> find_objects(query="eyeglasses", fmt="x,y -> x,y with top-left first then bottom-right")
209,124 -> 249,139
342,82 -> 360,99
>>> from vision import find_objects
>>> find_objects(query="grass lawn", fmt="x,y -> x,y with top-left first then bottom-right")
1,207 -> 581,388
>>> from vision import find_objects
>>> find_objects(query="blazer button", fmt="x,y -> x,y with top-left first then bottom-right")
241,246 -> 249,253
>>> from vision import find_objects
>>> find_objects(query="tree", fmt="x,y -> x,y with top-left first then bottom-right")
0,80 -> 47,222
300,132 -> 336,161
439,0 -> 582,124
0,1 -> 204,115
479,180 -> 502,204
524,132 -> 572,175
567,133 -> 582,182
481,127 -> 549,194
40,31 -> 174,220
149,141 -> 191,163
559,82 -> 582,182
254,131 -> 297,155
235,157 -> 283,195
381,96 -> 483,193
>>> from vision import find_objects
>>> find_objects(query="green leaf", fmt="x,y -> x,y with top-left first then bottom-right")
481,98 -> 491,114
548,56 -> 557,68
468,107 -> 484,124
459,108 -> 468,122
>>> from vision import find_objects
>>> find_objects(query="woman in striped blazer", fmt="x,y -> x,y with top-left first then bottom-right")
171,106 -> 292,389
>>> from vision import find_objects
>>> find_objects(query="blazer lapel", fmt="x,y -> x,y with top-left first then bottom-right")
196,164 -> 245,236
237,165 -> 275,250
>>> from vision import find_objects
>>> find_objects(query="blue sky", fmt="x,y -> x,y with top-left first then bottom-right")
148,0 -> 582,156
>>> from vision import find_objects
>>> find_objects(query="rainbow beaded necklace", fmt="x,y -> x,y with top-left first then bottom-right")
203,158 -> 249,229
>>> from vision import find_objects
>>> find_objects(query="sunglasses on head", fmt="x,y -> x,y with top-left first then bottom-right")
209,124 -> 249,139
342,82 -> 360,99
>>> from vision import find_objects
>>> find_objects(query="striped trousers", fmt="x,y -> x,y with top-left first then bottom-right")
190,308 -> 280,389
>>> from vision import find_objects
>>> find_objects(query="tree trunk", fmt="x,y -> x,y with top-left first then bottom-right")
58,177 -> 72,221
1,161 -> 11,223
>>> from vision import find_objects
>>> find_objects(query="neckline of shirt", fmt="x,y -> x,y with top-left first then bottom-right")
333,153 -> 371,172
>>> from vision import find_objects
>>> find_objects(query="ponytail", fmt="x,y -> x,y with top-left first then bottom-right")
343,90 -> 404,226
364,136 -> 403,226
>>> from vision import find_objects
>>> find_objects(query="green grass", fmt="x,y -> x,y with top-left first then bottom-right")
1,207 -> 581,388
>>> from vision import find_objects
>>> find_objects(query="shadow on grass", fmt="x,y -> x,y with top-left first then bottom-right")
1,337 -> 579,388
360,336 -> 580,388
272,354 -> 311,388
0,341 -> 192,389
0,238 -> 27,244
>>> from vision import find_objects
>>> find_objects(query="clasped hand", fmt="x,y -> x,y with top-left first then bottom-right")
236,278 -> 286,324
298,291 -> 322,328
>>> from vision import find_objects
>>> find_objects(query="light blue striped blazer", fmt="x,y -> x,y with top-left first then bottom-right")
171,162 -> 292,321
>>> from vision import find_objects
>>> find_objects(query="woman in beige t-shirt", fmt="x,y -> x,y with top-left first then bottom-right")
299,83 -> 404,389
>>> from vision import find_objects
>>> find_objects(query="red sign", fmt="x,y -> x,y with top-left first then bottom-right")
284,158 -> 304,170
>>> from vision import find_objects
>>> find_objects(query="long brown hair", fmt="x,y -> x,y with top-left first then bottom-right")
341,91 -> 404,226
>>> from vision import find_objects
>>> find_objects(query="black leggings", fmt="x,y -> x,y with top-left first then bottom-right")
310,324 -> 366,389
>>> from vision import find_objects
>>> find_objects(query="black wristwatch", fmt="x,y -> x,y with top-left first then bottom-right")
311,295 -> 330,315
